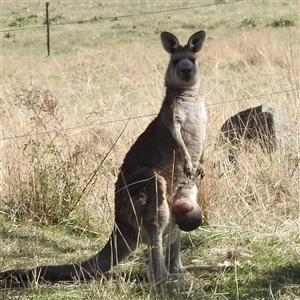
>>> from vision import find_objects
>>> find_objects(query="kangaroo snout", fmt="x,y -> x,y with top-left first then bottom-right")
177,59 -> 194,80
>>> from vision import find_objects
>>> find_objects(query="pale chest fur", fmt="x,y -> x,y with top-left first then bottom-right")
172,96 -> 206,130
171,95 -> 206,163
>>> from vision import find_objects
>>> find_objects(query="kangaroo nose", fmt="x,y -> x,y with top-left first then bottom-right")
178,59 -> 193,79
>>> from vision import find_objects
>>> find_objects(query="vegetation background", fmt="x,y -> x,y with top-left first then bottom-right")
0,1 -> 299,299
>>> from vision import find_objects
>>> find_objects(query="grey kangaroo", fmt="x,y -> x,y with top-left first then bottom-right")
1,30 -> 208,284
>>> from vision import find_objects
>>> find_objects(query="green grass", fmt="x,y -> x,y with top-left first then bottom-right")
1,0 -> 299,299
1,218 -> 300,299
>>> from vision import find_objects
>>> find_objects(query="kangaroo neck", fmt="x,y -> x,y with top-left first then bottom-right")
164,86 -> 199,104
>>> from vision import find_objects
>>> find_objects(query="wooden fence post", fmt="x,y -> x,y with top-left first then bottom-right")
46,2 -> 50,56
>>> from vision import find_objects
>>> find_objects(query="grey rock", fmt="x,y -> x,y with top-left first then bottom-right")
219,104 -> 299,164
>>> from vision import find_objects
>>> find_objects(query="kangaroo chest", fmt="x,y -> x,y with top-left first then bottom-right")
171,97 -> 206,155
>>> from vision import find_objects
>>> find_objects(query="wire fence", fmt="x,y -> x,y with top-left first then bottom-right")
1,0 -> 245,56
0,0 -> 242,33
1,1 -> 299,142
1,87 -> 298,142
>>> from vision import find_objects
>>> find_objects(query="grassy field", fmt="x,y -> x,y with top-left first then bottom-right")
1,1 -> 299,299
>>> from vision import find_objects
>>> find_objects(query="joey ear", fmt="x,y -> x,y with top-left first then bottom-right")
161,31 -> 180,54
187,30 -> 206,53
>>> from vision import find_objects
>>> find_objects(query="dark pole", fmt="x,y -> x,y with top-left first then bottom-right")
46,2 -> 50,56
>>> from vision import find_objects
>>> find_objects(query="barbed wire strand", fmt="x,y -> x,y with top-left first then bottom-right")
1,0 -> 242,33
1,87 -> 298,142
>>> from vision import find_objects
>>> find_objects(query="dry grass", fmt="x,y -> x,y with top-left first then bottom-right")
0,1 -> 299,299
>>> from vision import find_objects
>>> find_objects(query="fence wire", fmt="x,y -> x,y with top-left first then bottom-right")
1,87 -> 298,142
1,0 -> 242,33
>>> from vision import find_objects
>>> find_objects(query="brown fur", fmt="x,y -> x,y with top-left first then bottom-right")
1,31 -> 212,284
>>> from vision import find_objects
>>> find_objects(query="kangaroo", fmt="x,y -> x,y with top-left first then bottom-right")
1,30 -> 208,284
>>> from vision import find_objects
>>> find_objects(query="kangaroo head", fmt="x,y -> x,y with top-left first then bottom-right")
161,31 -> 206,89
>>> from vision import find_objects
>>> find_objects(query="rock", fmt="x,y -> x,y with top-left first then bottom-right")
219,105 -> 299,164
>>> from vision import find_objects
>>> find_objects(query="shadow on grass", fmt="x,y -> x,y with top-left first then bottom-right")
0,231 -> 79,260
259,263 -> 300,298
222,262 -> 300,299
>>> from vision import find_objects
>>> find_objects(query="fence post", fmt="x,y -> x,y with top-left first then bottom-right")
46,2 -> 50,56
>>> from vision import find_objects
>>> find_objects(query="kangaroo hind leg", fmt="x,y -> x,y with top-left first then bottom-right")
165,227 -> 183,274
137,173 -> 171,283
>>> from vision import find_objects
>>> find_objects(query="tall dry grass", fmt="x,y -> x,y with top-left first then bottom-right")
1,18 -> 299,244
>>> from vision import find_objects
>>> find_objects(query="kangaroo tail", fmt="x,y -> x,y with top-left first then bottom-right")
0,224 -> 137,283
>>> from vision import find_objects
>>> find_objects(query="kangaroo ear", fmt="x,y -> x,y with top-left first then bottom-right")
187,31 -> 206,53
161,32 -> 180,54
